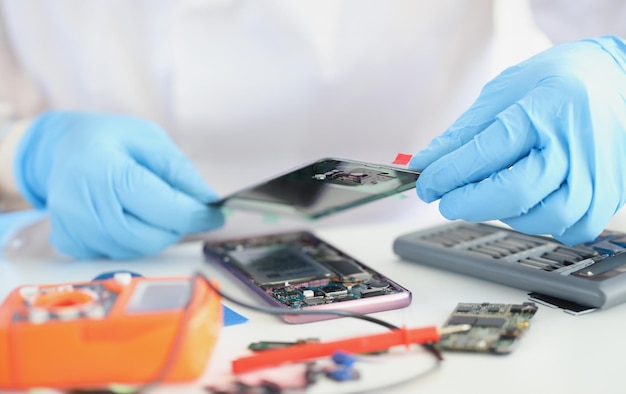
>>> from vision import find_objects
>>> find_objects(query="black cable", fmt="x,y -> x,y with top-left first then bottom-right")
193,271 -> 443,361
135,276 -> 204,393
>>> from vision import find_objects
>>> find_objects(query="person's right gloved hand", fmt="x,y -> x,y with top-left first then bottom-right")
14,111 -> 224,259
409,36 -> 626,245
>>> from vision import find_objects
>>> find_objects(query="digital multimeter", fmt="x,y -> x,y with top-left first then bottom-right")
0,273 -> 222,390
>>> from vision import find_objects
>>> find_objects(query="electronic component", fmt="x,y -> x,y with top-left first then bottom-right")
393,222 -> 626,310
203,231 -> 411,323
248,338 -> 321,352
312,167 -> 395,186
439,302 -> 538,354
323,257 -> 373,282
324,351 -> 360,382
207,346 -> 446,394
211,158 -> 420,219
0,275 -> 222,390
227,245 -> 334,286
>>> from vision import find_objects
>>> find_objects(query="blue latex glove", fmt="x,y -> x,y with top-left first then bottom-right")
13,111 -> 224,259
410,36 -> 626,245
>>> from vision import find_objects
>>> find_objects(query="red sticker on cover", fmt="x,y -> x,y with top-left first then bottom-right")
392,153 -> 413,165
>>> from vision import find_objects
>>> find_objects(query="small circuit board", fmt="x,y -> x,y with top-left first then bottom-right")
438,302 -> 538,354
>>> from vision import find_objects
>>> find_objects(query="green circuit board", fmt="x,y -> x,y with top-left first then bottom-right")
438,302 -> 538,354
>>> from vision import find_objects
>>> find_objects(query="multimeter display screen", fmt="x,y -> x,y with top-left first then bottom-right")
126,280 -> 191,313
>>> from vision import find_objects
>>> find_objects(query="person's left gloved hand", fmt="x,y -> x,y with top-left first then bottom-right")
409,36 -> 626,245
14,111 -> 224,259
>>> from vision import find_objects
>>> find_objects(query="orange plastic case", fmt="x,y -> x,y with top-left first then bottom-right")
0,274 -> 222,390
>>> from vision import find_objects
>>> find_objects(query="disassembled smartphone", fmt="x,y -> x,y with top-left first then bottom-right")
203,231 -> 412,323
438,302 -> 538,354
394,221 -> 626,312
210,157 -> 420,219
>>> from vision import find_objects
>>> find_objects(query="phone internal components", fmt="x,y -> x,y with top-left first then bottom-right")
204,231 -> 410,312
227,245 -> 333,286
312,168 -> 395,186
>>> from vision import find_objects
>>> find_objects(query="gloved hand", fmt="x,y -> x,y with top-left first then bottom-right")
409,36 -> 626,245
14,111 -> 224,259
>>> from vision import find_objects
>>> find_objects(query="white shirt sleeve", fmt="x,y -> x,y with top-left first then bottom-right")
529,0 -> 626,44
0,6 -> 46,212
0,120 -> 32,212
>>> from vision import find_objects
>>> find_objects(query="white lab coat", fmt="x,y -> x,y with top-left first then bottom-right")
0,0 -> 625,241
0,0 -> 516,192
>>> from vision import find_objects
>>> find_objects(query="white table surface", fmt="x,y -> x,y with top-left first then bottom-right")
2,198 -> 626,394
